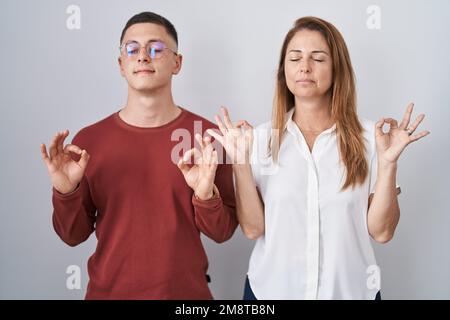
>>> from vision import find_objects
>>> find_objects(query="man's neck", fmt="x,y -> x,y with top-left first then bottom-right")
293,94 -> 334,133
119,86 -> 181,128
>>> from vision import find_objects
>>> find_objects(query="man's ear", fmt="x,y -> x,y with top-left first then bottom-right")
173,54 -> 183,75
118,57 -> 125,77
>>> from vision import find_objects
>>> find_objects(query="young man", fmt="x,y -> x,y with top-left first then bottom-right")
40,12 -> 237,299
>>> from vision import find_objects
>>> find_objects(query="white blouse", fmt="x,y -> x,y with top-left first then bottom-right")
248,108 -> 384,300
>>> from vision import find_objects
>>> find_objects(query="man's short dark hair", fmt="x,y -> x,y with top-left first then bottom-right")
120,12 -> 178,46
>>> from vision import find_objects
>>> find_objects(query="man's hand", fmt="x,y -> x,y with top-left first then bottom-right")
41,130 -> 90,194
177,133 -> 218,200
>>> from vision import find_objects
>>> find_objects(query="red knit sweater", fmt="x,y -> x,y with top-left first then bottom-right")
52,108 -> 238,299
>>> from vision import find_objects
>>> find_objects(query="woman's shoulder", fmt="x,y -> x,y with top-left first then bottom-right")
254,120 -> 272,132
360,118 -> 376,139
359,118 -> 377,155
253,121 -> 272,143
360,118 -> 376,132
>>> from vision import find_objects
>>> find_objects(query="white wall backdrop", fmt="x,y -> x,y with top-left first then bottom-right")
1,0 -> 449,299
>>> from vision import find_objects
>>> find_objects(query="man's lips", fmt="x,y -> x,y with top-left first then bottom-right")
134,69 -> 155,74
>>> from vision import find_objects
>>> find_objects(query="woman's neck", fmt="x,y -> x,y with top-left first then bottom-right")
293,94 -> 334,133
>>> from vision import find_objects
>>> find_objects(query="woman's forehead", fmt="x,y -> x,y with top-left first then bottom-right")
287,30 -> 329,52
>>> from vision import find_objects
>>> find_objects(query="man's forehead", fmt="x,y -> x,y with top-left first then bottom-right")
122,23 -> 175,46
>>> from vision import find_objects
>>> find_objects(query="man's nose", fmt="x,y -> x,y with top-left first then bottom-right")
137,47 -> 151,63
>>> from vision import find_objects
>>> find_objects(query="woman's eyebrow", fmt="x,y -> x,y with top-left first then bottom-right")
311,50 -> 329,55
288,49 -> 329,55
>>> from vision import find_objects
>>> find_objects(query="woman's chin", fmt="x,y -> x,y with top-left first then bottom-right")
293,91 -> 321,99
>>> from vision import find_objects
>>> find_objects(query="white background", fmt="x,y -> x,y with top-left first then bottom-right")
0,0 -> 449,299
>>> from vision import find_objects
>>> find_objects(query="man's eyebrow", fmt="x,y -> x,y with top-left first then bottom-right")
125,38 -> 165,45
146,39 -> 164,44
288,49 -> 329,55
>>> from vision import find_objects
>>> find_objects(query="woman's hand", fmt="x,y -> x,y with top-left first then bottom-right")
207,106 -> 253,165
375,103 -> 430,164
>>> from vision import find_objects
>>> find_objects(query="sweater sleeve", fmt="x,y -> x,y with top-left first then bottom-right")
51,134 -> 97,247
192,163 -> 238,243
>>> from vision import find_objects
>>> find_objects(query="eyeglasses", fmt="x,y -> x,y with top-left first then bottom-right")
119,40 -> 178,59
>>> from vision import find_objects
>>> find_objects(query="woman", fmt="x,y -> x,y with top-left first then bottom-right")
207,16 -> 429,299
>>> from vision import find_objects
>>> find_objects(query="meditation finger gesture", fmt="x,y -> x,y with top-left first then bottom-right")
375,103 -> 430,164
207,106 -> 253,165
177,133 -> 219,200
40,130 -> 90,194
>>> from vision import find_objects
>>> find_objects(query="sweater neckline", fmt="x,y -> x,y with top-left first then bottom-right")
113,106 -> 188,133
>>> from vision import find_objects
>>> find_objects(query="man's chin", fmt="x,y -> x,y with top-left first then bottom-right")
129,83 -> 165,93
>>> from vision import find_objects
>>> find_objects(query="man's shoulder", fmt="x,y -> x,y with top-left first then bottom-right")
72,112 -> 116,144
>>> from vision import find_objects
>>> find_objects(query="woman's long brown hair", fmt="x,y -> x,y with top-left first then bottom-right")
270,16 -> 368,190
